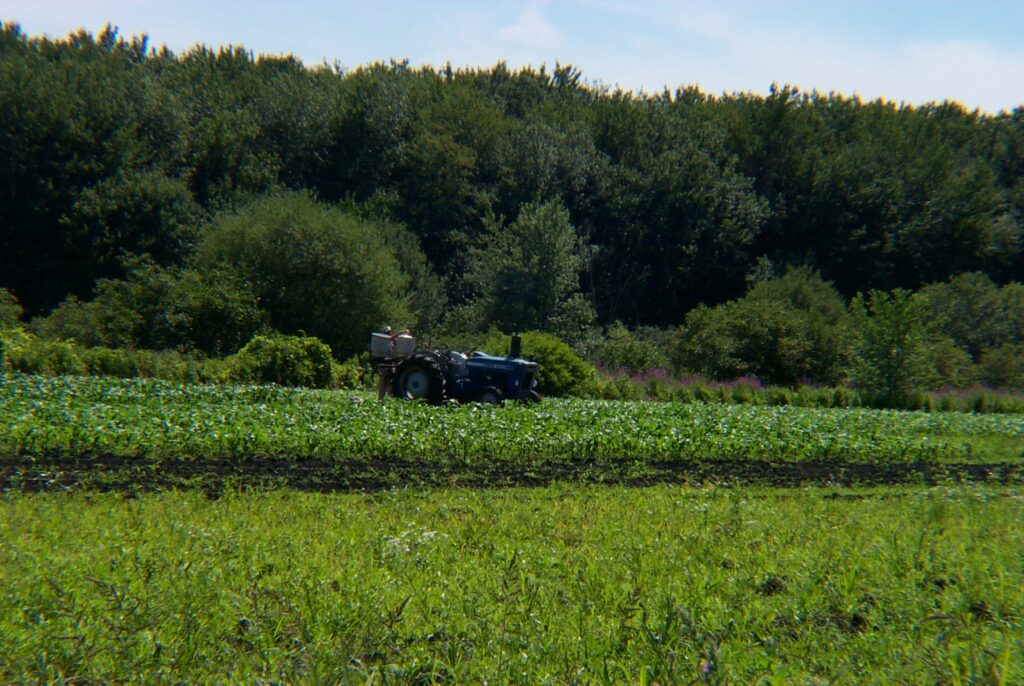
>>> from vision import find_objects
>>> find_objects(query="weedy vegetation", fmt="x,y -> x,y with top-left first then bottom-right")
1,486 -> 1021,684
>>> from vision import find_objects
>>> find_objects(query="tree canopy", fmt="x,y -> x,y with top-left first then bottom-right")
0,23 -> 1022,379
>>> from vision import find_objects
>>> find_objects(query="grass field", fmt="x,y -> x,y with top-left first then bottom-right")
2,485 -> 1021,684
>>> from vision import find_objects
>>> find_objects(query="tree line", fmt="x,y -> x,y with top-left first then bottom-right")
1,23 -> 1022,395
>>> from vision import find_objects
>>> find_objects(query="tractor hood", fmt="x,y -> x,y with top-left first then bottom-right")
468,352 -> 537,367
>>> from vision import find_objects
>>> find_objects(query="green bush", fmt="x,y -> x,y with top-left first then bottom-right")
979,343 -> 1024,389
581,373 -> 645,401
4,326 -> 328,388
32,260 -> 267,356
594,322 -> 668,374
921,273 -> 1012,359
165,267 -> 268,356
225,334 -> 334,388
78,346 -> 215,384
676,269 -> 850,386
79,346 -> 142,378
480,331 -> 594,397
2,330 -> 86,376
32,294 -> 130,349
926,337 -> 978,389
679,300 -> 817,385
37,340 -> 88,376
1,327 -> 34,371
830,386 -> 862,408
333,353 -> 374,390
0,289 -> 23,327
195,193 -> 414,359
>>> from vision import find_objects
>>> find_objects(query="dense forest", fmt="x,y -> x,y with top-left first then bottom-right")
1,23 -> 1023,395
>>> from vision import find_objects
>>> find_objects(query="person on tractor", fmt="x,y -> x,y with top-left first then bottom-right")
376,326 -> 410,400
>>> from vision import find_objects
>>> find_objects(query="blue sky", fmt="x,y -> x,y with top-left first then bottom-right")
5,0 -> 1023,113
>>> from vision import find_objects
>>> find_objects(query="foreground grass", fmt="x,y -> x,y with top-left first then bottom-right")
3,373 -> 1024,465
2,485 -> 1021,684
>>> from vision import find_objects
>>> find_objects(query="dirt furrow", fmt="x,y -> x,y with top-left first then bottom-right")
1,454 -> 1021,493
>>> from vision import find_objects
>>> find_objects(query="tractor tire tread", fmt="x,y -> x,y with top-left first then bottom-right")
392,353 -> 447,405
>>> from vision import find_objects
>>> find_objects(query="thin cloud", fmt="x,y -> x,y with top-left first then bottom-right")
566,0 -> 1024,112
895,39 -> 1024,111
711,30 -> 1024,112
418,2 -> 565,74
498,1 -> 563,52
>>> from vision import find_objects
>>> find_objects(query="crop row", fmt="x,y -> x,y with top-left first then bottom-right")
2,372 -> 1023,464
0,372 -> 1019,463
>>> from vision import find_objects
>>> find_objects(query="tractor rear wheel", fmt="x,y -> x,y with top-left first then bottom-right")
392,355 -> 446,404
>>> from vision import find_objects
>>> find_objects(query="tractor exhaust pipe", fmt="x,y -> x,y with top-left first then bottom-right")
510,334 -> 522,359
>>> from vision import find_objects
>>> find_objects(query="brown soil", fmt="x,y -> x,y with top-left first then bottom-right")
1,454 -> 1020,494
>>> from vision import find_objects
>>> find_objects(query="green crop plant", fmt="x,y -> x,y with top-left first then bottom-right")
2,372 -> 1022,468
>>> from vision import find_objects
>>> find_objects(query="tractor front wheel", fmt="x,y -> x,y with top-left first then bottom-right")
476,387 -> 503,405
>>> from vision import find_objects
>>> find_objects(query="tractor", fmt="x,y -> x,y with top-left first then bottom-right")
370,332 -> 541,404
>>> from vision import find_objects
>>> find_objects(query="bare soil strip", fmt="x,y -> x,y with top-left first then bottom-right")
1,454 -> 1021,493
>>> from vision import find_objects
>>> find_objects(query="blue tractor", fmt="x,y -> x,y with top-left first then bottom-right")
371,333 -> 541,404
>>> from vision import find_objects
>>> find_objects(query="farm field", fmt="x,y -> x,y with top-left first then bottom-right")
1,372 -> 1023,492
3,372 -> 1023,682
2,485 -> 1022,684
